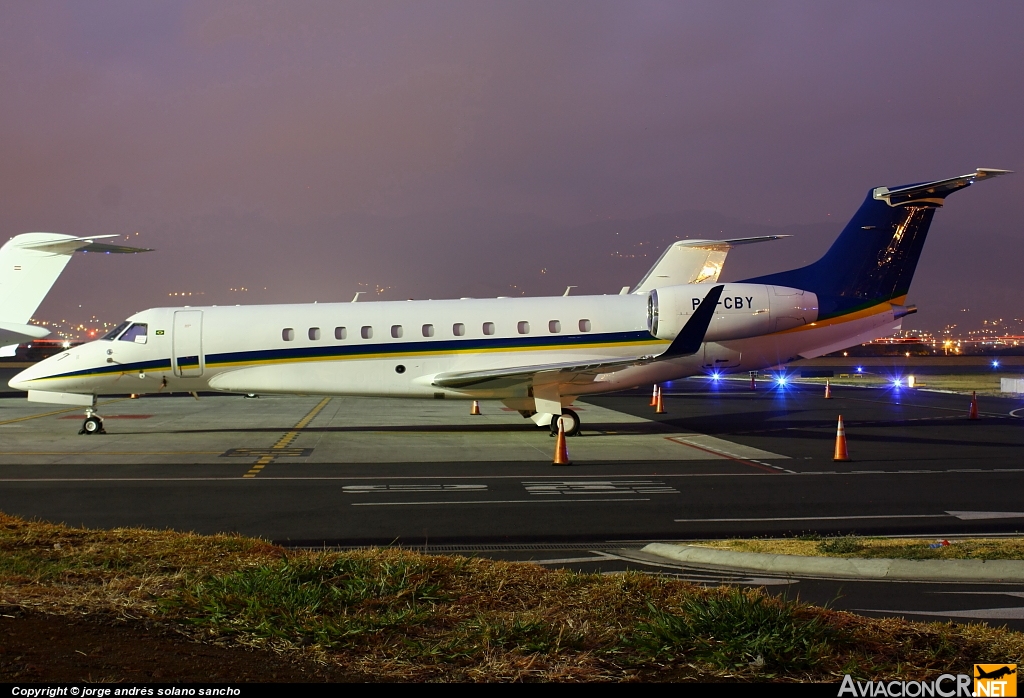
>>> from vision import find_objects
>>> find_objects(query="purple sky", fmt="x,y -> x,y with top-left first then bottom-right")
2,1 -> 1022,334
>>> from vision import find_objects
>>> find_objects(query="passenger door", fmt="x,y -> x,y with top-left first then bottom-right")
173,310 -> 204,377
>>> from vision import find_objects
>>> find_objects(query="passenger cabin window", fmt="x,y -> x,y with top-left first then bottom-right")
282,328 -> 295,341
453,323 -> 465,337
422,324 -> 434,337
548,320 -> 561,333
102,321 -> 131,341
361,326 -> 373,340
391,325 -> 403,339
579,319 -> 592,332
517,321 -> 530,334
119,323 -> 148,344
309,327 -> 321,341
483,322 -> 495,336
335,327 -> 347,340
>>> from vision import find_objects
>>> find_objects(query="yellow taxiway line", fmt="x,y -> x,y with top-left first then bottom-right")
243,397 -> 332,478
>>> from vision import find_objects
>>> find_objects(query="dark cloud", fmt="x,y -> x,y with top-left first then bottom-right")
1,1 -> 1021,332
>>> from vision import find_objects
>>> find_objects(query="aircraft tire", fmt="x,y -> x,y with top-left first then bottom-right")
549,408 -> 581,437
82,416 -> 103,435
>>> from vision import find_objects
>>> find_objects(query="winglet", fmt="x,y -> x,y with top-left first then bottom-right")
660,284 -> 723,358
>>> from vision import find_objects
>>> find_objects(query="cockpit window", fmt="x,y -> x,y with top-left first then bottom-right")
119,323 -> 148,344
101,321 -> 131,341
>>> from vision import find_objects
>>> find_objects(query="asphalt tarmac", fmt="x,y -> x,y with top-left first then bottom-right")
1,377 -> 1023,628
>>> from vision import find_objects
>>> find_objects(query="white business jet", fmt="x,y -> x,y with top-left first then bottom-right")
10,169 -> 1010,436
0,233 -> 152,356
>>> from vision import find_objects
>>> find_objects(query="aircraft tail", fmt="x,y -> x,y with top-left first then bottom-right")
0,231 -> 155,324
740,169 -> 1011,320
0,233 -> 82,325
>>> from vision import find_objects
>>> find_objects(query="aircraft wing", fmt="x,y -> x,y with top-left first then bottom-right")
432,285 -> 724,391
632,236 -> 789,293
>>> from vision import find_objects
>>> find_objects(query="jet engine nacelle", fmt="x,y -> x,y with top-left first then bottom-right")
647,283 -> 819,341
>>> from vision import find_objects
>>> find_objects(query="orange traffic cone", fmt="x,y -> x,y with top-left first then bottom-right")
833,415 -> 850,461
750,372 -> 756,391
824,380 -> 832,399
969,391 -> 979,420
552,417 -> 572,465
470,400 -> 481,415
649,384 -> 658,406
654,385 -> 667,414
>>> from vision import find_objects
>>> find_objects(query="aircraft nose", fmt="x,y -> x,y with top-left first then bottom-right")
8,354 -> 60,391
9,363 -> 43,391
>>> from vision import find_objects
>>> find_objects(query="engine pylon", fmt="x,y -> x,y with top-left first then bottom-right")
833,414 -> 850,461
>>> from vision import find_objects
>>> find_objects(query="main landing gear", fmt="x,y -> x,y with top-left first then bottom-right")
79,408 -> 106,435
549,408 -> 581,437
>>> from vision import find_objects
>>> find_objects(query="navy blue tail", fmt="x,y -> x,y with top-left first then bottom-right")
740,169 -> 1009,320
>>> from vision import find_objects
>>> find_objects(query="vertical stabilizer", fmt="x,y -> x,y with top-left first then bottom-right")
740,169 -> 1010,320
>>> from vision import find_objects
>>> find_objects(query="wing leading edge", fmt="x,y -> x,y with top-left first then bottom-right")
431,285 -> 724,391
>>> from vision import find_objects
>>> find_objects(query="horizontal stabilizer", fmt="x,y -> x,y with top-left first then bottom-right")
633,236 -> 789,293
873,168 -> 1012,207
17,234 -> 153,254
0,321 -> 50,347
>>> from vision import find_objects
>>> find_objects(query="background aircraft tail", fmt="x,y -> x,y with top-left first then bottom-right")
0,232 -> 152,355
740,169 -> 1010,320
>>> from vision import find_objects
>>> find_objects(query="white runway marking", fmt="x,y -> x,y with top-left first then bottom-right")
673,511 -> 1024,523
948,511 -> 1024,520
351,497 -> 651,506
523,480 -> 678,495
342,484 -> 487,493
673,514 -> 949,523
857,606 -> 1024,620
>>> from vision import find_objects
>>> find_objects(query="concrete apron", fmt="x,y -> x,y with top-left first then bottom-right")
643,543 -> 1024,583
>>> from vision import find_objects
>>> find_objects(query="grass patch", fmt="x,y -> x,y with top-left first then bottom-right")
2,512 -> 1024,681
797,374 -> 1003,396
639,588 -> 845,672
694,537 -> 1024,560
816,536 -> 864,555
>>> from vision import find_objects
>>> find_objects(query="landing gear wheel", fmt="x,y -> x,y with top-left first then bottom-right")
549,408 -> 581,437
80,416 -> 105,435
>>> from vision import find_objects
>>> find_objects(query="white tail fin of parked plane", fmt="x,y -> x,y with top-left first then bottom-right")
0,233 -> 152,355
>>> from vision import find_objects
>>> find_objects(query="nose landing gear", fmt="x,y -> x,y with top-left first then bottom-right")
79,408 -> 106,435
